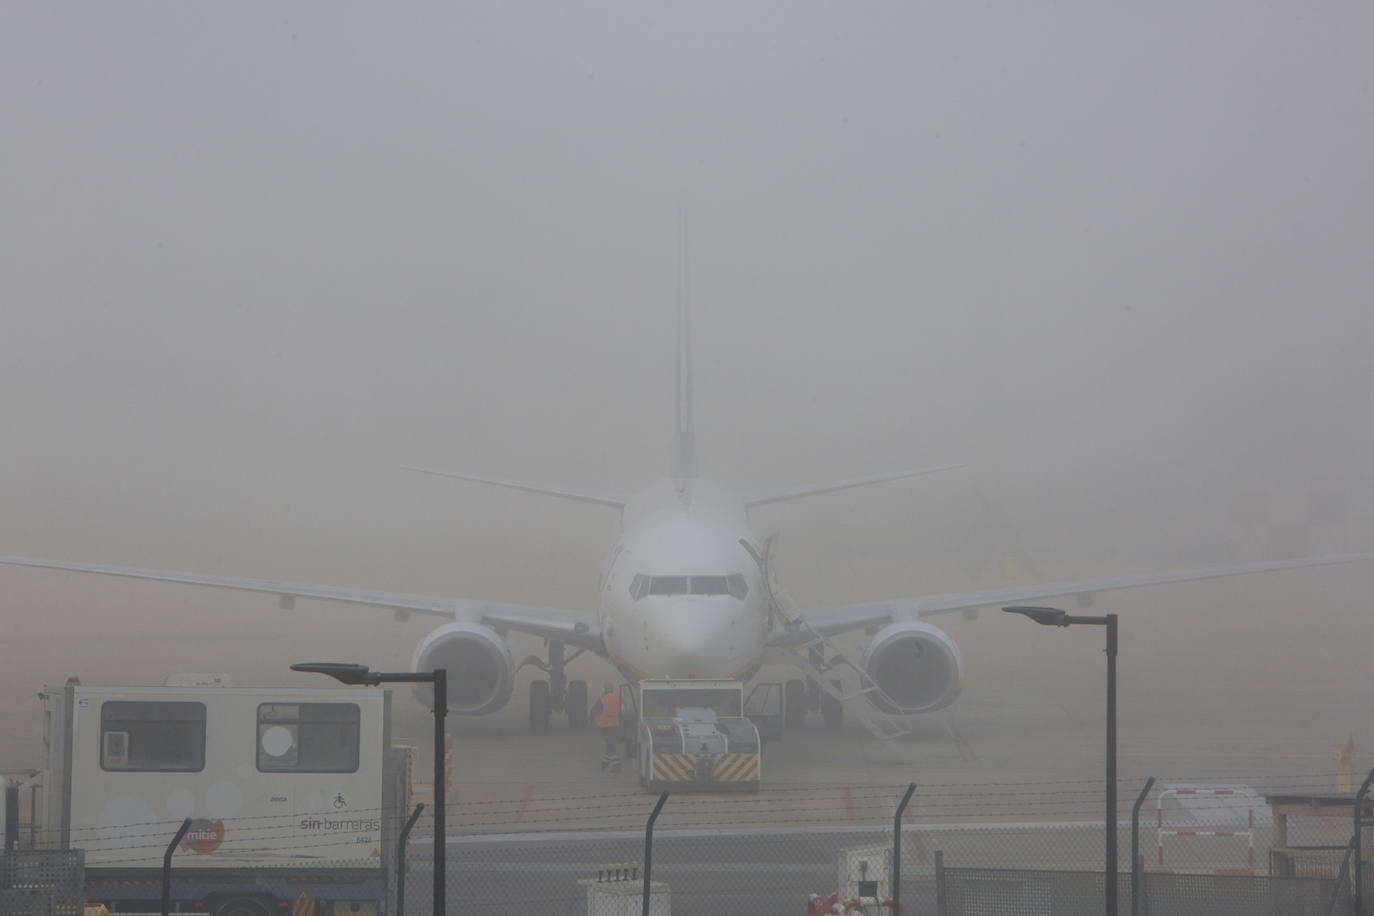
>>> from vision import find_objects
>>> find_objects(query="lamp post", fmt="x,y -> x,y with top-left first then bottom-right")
1004,606 -> 1118,916
292,663 -> 448,916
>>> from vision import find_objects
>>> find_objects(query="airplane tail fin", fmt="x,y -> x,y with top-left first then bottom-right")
671,207 -> 697,481
408,212 -> 695,508
402,466 -> 626,508
743,464 -> 965,508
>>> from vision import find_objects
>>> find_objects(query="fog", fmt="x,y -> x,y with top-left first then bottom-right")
2,3 -> 1372,779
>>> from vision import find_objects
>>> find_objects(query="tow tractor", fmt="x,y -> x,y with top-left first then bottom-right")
622,679 -> 765,793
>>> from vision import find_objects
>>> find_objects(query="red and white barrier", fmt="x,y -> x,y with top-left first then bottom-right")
1156,787 -> 1257,874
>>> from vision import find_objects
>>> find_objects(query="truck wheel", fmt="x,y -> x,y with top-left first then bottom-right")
566,679 -> 588,730
529,680 -> 551,731
784,679 -> 807,729
212,897 -> 272,916
821,691 -> 843,730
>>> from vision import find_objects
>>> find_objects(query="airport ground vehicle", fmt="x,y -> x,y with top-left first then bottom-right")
35,677 -> 406,916
624,679 -> 763,792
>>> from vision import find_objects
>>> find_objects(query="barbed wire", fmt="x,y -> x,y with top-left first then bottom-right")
36,776 -> 1353,844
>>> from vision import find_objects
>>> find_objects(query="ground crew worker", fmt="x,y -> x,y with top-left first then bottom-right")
590,682 -> 621,773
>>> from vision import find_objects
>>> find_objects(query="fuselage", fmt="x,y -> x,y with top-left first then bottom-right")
598,478 -> 770,682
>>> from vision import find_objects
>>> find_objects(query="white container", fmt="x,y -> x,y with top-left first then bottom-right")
579,877 -> 670,916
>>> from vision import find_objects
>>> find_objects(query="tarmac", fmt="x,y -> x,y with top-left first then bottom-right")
3,563 -> 1372,823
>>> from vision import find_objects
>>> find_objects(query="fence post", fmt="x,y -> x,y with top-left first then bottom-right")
161,818 -> 192,916
893,782 -> 916,915
395,803 -> 425,916
1131,777 -> 1155,916
1355,768 -> 1374,915
29,783 -> 38,849
642,792 -> 668,916
1325,839 -> 1355,916
934,849 -> 947,916
3,782 -> 17,852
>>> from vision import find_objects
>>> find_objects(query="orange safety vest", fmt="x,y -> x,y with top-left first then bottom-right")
595,692 -> 621,728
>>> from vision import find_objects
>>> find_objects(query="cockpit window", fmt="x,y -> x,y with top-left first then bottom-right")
632,574 -> 749,600
690,576 -> 728,595
648,576 -> 689,596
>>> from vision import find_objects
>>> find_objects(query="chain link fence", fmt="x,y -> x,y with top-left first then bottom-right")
20,771 -> 1370,915
394,824 -> 1354,916
939,867 -> 1346,916
390,774 -> 1370,916
0,850 -> 84,916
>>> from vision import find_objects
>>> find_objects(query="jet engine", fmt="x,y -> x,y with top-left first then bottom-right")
860,621 -> 964,714
410,622 -> 515,715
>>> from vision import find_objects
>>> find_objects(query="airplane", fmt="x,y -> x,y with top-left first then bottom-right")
3,288 -> 1374,733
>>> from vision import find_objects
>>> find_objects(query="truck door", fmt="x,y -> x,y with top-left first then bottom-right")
618,684 -> 639,758
745,681 -> 783,740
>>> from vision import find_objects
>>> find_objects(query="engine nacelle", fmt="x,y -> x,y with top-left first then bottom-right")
410,622 -> 515,715
861,621 -> 964,714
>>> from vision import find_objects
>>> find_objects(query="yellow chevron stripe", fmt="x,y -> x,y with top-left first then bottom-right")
652,753 -> 694,781
714,753 -> 754,781
713,753 -> 743,780
715,753 -> 760,781
651,752 -> 759,782
651,756 -> 675,781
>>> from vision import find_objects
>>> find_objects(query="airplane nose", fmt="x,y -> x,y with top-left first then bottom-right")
648,598 -> 759,674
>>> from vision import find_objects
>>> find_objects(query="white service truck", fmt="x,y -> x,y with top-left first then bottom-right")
36,677 -> 408,916
622,679 -> 764,793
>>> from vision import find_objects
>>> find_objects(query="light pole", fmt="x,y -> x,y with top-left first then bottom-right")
1004,606 -> 1118,916
292,663 -> 448,916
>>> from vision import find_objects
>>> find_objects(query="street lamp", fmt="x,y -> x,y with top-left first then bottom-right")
291,663 -> 448,916
1004,606 -> 1119,916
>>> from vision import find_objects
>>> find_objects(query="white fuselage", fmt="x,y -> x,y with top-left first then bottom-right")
597,478 -> 770,682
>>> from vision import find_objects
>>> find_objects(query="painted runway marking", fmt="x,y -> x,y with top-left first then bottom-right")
514,784 -> 536,823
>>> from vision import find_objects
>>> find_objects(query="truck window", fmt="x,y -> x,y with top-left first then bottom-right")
641,689 -> 742,718
257,703 -> 360,773
100,701 -> 206,772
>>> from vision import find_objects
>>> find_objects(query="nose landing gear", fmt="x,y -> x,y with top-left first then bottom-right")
519,640 -> 590,731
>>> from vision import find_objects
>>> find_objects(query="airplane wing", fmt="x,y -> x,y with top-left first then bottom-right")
0,555 -> 603,652
743,464 -> 964,507
780,551 -> 1374,641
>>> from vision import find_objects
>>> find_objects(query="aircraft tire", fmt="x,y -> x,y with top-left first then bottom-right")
821,691 -> 843,730
784,679 -> 807,729
529,679 -> 551,731
566,679 -> 588,730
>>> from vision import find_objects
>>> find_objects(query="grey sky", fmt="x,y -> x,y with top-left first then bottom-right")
2,0 -> 1372,732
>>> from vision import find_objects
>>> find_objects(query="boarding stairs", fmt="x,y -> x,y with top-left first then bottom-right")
745,536 -> 911,741
782,618 -> 912,741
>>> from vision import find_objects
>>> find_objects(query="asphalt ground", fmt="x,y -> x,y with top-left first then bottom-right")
3,563 -> 1372,823
3,563 -> 1370,915
392,820 -> 1349,916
